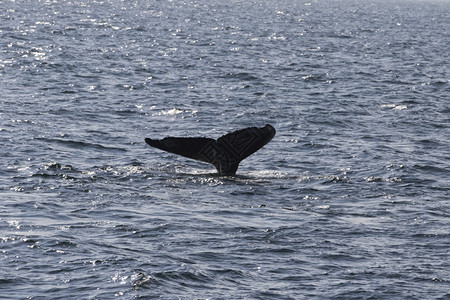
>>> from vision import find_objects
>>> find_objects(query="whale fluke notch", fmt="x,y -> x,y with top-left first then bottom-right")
145,124 -> 276,175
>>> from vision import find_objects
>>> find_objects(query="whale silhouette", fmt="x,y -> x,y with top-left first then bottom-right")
145,124 -> 276,175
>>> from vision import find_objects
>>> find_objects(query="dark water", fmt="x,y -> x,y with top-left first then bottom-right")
1,0 -> 449,298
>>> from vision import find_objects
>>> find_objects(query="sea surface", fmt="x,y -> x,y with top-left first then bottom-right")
1,0 -> 449,299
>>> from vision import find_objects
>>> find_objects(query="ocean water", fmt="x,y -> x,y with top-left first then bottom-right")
1,0 -> 449,299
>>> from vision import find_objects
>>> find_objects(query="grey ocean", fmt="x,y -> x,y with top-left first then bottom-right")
1,0 -> 449,299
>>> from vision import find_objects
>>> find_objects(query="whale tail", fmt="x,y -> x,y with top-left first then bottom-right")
145,124 -> 276,175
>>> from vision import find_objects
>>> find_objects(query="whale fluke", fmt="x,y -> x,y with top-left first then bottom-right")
145,124 -> 276,175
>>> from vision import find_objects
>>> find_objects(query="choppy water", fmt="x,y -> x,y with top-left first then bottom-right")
1,0 -> 449,299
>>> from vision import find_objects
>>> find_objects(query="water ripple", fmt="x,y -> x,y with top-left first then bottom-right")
1,0 -> 449,299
